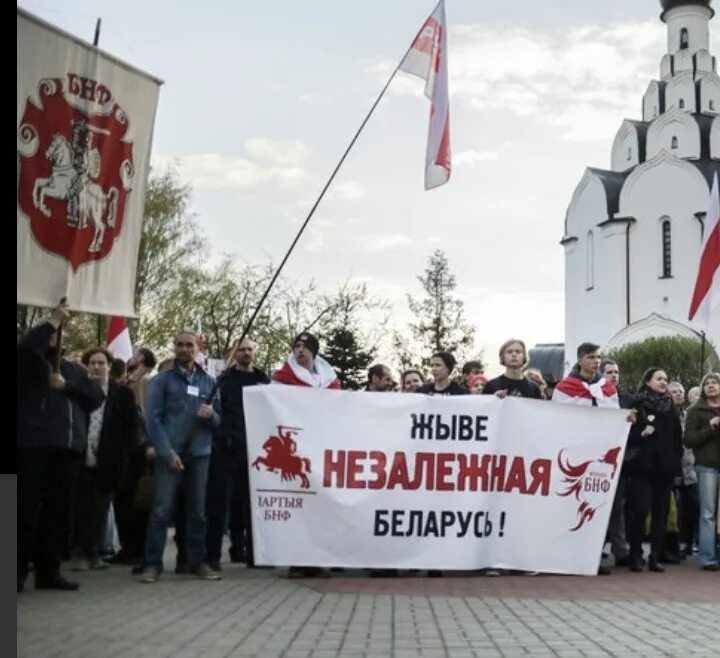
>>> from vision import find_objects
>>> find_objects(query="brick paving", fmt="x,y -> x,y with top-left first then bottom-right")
17,548 -> 719,658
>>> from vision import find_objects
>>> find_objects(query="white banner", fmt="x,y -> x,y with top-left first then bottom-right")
17,9 -> 162,316
244,387 -> 631,576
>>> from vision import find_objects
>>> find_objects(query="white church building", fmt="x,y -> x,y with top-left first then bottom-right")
562,0 -> 720,363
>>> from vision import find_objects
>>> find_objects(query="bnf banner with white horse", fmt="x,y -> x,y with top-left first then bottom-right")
17,9 -> 161,316
244,386 -> 631,576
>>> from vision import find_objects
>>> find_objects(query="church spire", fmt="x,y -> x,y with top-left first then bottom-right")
660,1 -> 714,55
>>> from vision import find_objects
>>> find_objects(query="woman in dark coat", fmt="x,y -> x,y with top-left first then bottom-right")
626,367 -> 683,573
73,347 -> 139,569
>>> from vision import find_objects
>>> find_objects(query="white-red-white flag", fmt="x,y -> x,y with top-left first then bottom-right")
399,1 -> 451,190
196,316 -> 207,367
107,316 -> 133,362
689,172 -> 720,335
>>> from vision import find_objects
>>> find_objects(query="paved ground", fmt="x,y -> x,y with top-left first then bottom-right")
17,546 -> 719,658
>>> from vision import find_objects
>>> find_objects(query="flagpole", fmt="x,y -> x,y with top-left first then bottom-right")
207,9 -> 435,398
700,331 -> 707,382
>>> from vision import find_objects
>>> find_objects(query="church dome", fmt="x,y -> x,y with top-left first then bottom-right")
661,1 -> 714,19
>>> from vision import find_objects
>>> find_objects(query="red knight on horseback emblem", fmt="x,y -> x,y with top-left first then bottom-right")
17,74 -> 134,270
252,426 -> 312,489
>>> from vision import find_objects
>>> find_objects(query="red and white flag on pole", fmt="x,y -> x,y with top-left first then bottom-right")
196,316 -> 207,367
107,316 -> 133,362
688,172 -> 720,335
399,1 -> 451,190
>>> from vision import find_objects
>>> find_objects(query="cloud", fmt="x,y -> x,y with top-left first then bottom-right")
356,233 -> 414,251
153,152 -> 308,190
454,149 -> 499,165
244,137 -> 309,165
328,181 -> 365,200
298,92 -> 333,105
377,20 -> 668,142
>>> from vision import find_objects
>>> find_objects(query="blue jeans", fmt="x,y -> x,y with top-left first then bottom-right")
695,466 -> 719,567
144,456 -> 210,572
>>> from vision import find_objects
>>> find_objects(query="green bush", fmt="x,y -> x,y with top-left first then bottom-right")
604,335 -> 719,393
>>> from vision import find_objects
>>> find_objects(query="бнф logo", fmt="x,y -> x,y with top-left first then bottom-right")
252,425 -> 312,489
17,74 -> 134,270
556,446 -> 621,531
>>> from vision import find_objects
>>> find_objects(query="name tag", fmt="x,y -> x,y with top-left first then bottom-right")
187,385 -> 200,397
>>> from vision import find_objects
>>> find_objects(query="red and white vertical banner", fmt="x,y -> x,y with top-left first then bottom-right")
689,172 -> 720,341
195,316 -> 207,367
17,8 -> 162,316
244,388 -> 630,575
399,0 -> 451,190
107,316 -> 133,362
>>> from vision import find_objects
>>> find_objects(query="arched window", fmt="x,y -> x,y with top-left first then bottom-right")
662,220 -> 672,277
671,135 -> 679,149
586,231 -> 594,290
679,98 -> 685,109
710,99 -> 716,111
627,146 -> 632,160
680,28 -> 689,50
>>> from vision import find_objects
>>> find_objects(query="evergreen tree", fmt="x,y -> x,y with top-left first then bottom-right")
407,250 -> 475,363
323,327 -> 374,390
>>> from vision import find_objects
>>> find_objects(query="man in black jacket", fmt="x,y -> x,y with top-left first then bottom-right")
205,337 -> 269,570
17,302 -> 105,592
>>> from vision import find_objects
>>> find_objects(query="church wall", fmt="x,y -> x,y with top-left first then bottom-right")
643,83 -> 662,121
699,73 -> 720,113
618,158 -> 708,335
646,112 -> 701,159
564,177 -> 627,363
665,10 -> 711,53
611,122 -> 640,172
711,116 -> 720,157
665,73 -> 696,111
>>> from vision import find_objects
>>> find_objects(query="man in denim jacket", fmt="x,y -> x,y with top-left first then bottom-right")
140,331 -> 221,582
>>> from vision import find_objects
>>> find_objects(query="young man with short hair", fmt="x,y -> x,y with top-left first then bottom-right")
483,339 -> 542,400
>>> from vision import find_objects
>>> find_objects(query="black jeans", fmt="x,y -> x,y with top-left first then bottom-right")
204,441 -> 254,566
74,465 -> 112,561
114,446 -> 150,561
627,471 -> 673,561
677,483 -> 699,549
18,447 -> 81,582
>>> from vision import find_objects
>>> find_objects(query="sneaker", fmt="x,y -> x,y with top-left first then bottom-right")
89,558 -> 109,571
482,569 -> 502,577
614,555 -> 631,567
194,563 -> 222,580
701,563 -> 720,572
140,568 -> 160,583
206,561 -> 222,572
69,559 -> 91,572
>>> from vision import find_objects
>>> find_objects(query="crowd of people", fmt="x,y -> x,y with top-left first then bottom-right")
16,302 -> 720,592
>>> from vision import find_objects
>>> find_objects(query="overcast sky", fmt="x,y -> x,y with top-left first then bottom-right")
18,0 -> 720,374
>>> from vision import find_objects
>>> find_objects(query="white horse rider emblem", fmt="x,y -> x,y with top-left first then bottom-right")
32,129 -> 119,253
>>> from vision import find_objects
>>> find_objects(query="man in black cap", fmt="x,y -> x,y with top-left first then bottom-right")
272,332 -> 340,389
418,352 -> 466,396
